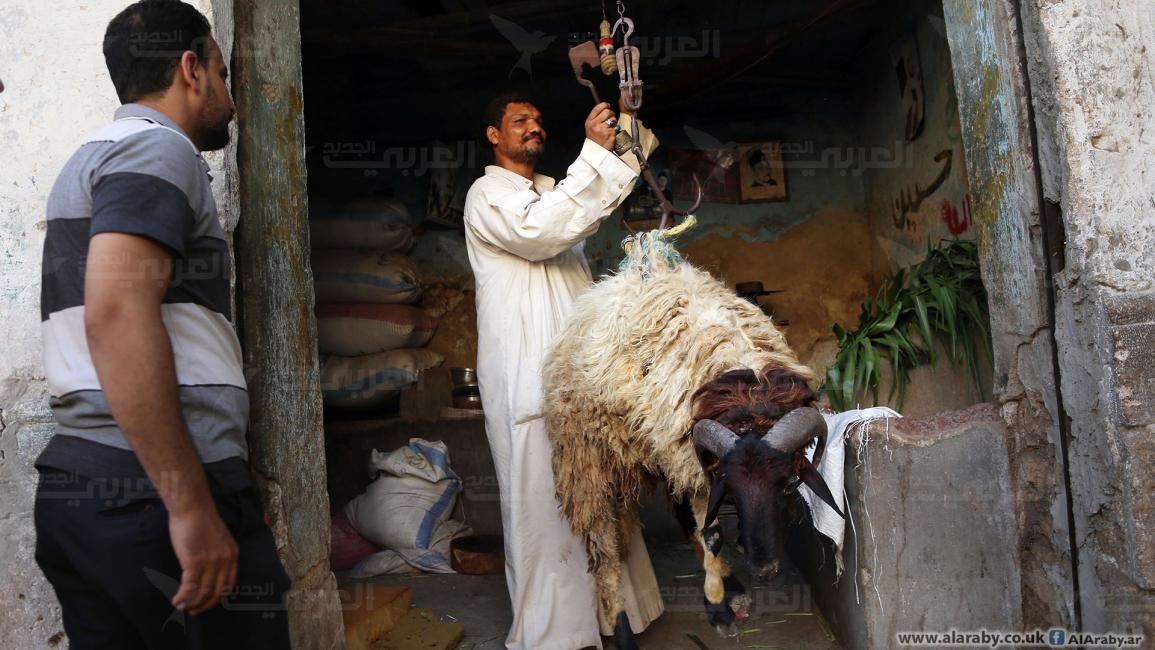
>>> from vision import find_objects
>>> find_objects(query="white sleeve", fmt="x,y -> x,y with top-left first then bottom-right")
467,139 -> 640,262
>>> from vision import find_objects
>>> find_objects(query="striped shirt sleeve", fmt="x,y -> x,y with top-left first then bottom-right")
90,129 -> 200,256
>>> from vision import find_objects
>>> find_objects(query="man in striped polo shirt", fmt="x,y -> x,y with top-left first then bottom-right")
35,2 -> 289,647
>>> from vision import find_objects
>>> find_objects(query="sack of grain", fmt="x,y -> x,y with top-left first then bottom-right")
320,349 -> 444,409
312,251 -> 421,304
310,197 -> 415,252
317,304 -> 438,356
344,439 -> 461,552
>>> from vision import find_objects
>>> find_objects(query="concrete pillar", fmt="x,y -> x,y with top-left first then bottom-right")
790,406 -> 1024,649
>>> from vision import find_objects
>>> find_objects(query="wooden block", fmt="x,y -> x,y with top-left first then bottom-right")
400,365 -> 453,421
439,406 -> 485,420
373,608 -> 465,650
342,585 -> 413,650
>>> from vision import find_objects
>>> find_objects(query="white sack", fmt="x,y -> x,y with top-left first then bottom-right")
344,439 -> 462,551
350,519 -> 473,577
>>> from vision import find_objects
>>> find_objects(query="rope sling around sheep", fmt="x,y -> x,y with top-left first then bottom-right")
618,214 -> 699,276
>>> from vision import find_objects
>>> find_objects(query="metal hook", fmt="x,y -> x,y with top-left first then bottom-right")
652,172 -> 701,231
611,16 -> 634,42
605,9 -> 698,233
623,111 -> 700,231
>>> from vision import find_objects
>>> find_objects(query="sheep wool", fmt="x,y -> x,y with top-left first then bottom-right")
543,230 -> 815,579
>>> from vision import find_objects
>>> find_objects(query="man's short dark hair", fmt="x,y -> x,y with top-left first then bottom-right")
103,0 -> 213,104
483,92 -> 536,131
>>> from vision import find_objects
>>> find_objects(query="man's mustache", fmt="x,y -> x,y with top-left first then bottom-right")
523,133 -> 544,143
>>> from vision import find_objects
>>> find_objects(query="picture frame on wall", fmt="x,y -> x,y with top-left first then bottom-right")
667,147 -> 740,204
737,141 -> 788,203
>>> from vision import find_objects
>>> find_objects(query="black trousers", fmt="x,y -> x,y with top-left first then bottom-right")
34,469 -> 292,650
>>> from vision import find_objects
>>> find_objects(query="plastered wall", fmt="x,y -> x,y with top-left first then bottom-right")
0,2 -> 232,646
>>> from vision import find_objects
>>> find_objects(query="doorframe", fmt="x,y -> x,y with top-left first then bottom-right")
227,0 -> 344,644
942,0 -> 1078,631
223,0 -> 1080,642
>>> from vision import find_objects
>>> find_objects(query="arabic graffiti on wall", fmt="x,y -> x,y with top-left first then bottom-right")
891,148 -> 953,230
892,35 -> 927,143
941,193 -> 974,236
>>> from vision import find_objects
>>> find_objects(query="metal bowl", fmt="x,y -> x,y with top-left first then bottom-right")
451,367 -> 478,386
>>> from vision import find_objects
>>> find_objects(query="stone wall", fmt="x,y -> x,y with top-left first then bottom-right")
1019,0 -> 1155,637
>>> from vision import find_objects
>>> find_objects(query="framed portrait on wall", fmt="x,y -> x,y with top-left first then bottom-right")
737,142 -> 788,203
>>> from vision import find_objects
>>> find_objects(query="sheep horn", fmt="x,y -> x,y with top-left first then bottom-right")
693,419 -> 740,458
761,406 -> 827,453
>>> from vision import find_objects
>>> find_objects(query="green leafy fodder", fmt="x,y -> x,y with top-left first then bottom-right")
821,239 -> 992,412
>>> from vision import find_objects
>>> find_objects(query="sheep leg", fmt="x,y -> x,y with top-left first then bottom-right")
691,493 -> 751,638
611,610 -> 638,650
587,510 -> 638,650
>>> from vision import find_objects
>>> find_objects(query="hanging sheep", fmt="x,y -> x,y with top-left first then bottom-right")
543,231 -> 845,649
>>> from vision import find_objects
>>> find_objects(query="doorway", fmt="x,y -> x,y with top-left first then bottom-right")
232,0 -> 1069,645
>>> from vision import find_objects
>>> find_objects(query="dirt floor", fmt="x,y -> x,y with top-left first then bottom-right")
338,535 -> 842,650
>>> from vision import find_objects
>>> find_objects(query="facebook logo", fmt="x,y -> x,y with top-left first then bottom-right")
1047,628 -> 1066,645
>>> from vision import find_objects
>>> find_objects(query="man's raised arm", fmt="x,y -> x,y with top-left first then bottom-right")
467,104 -> 659,262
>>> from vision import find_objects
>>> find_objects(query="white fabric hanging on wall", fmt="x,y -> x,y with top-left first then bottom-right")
801,406 -> 901,576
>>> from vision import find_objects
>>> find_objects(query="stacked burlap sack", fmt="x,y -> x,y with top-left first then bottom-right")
311,197 -> 443,410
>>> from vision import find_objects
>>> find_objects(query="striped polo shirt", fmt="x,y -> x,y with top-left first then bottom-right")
37,104 -> 250,489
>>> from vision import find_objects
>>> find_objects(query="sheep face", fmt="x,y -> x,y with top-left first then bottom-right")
701,436 -> 807,581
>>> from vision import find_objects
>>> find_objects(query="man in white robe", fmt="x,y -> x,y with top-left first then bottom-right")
463,93 -> 664,649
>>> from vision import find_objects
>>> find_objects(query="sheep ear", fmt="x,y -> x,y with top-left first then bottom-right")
703,476 -> 728,530
798,458 -> 845,519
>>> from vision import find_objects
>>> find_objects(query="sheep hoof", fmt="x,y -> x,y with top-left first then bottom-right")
705,574 -> 749,633
714,621 -> 741,638
612,611 -> 639,650
704,595 -> 735,631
